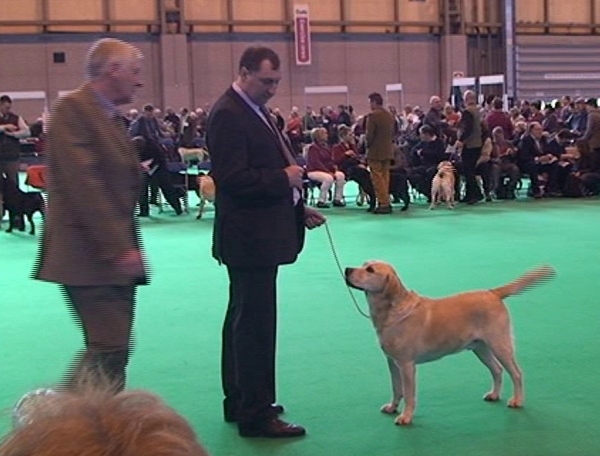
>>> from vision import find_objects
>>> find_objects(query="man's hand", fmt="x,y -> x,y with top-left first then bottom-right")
304,206 -> 326,229
114,249 -> 145,278
285,165 -> 304,188
3,124 -> 18,133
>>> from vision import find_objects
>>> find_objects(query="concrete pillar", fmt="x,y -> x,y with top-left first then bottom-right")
440,34 -> 468,101
159,34 -> 191,110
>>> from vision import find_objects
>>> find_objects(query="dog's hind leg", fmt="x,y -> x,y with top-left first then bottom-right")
27,213 -> 35,235
196,198 -> 205,219
472,343 -> 503,402
381,357 -> 403,415
487,339 -> 524,408
395,361 -> 416,425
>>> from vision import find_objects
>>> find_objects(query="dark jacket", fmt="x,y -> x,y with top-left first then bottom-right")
207,87 -> 305,267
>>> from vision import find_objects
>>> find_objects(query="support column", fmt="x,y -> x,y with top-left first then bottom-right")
440,35 -> 468,101
503,0 -> 517,100
159,34 -> 191,110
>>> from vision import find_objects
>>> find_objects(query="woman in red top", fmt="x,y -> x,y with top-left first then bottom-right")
306,127 -> 346,208
331,125 -> 376,212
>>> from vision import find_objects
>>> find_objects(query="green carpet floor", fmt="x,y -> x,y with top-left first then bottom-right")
1,183 -> 599,456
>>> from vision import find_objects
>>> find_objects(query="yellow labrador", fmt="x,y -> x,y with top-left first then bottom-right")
429,160 -> 455,210
344,260 -> 554,426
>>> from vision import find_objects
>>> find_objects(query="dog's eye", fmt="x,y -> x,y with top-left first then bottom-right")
366,266 -> 374,273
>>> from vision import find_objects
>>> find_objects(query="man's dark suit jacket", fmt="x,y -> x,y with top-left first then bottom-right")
207,88 -> 305,268
517,134 -> 548,164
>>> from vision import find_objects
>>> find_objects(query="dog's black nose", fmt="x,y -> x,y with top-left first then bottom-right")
344,267 -> 354,277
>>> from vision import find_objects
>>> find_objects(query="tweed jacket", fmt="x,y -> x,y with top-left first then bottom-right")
34,83 -> 146,286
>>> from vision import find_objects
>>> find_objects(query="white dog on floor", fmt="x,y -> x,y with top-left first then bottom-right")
345,260 -> 554,426
430,160 -> 455,209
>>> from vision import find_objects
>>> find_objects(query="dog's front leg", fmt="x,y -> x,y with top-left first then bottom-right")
395,361 -> 416,425
381,357 -> 403,414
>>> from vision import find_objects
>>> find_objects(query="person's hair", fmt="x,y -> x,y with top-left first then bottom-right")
419,124 -> 435,136
85,38 -> 142,81
238,45 -> 280,73
337,124 -> 351,137
528,121 -> 542,132
492,98 -> 503,110
0,95 -> 12,104
463,90 -> 477,104
485,94 -> 496,105
143,103 -> 154,112
531,100 -> 542,110
587,98 -> 598,108
310,127 -> 326,142
368,92 -> 383,106
492,126 -> 504,137
0,376 -> 208,456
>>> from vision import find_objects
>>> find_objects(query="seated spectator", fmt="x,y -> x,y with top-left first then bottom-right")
476,128 -> 496,202
542,105 -> 560,133
566,98 -> 588,135
306,127 -> 346,208
546,129 -> 578,191
490,126 -> 520,199
1,376 -> 208,456
574,139 -> 600,195
517,122 -> 560,197
286,108 -> 303,156
444,103 -> 461,127
486,98 -> 513,139
408,124 -> 448,200
509,107 -> 525,127
331,125 -> 375,211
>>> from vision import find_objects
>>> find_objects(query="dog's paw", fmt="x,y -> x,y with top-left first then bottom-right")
483,392 -> 500,402
380,403 -> 398,414
394,414 -> 412,426
507,398 -> 523,408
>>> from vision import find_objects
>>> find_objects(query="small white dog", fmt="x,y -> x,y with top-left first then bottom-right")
429,160 -> 455,209
345,260 -> 554,426
196,174 -> 215,219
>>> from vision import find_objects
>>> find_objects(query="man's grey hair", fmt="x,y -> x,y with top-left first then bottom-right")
85,38 -> 143,81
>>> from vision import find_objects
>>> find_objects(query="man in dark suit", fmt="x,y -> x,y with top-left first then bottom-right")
207,46 -> 325,438
517,122 -> 560,197
34,38 -> 148,392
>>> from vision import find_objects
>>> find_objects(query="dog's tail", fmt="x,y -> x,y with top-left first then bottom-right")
490,266 -> 555,299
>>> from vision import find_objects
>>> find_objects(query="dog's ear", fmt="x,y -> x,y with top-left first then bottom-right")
382,269 -> 402,297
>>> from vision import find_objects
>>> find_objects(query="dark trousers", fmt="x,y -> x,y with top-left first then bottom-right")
139,167 -> 182,215
61,285 -> 136,393
222,266 -> 279,424
519,161 -> 560,194
462,147 -> 483,201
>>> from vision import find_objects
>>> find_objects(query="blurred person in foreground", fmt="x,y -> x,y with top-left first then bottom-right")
33,38 -> 148,393
207,45 -> 325,438
1,372 -> 208,456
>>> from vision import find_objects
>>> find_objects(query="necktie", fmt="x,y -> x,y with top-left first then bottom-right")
259,106 -> 297,167
259,106 -> 301,204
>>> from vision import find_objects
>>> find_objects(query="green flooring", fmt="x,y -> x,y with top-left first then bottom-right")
1,186 -> 599,456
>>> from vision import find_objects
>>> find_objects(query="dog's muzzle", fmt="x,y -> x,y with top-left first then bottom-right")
344,267 -> 363,290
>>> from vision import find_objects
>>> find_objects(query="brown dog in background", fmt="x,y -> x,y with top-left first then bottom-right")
345,260 -> 554,426
196,173 -> 215,219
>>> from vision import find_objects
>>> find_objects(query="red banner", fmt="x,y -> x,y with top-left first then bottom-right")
294,5 -> 311,66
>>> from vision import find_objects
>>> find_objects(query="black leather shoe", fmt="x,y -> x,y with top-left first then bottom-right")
238,418 -> 306,438
224,403 -> 285,423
